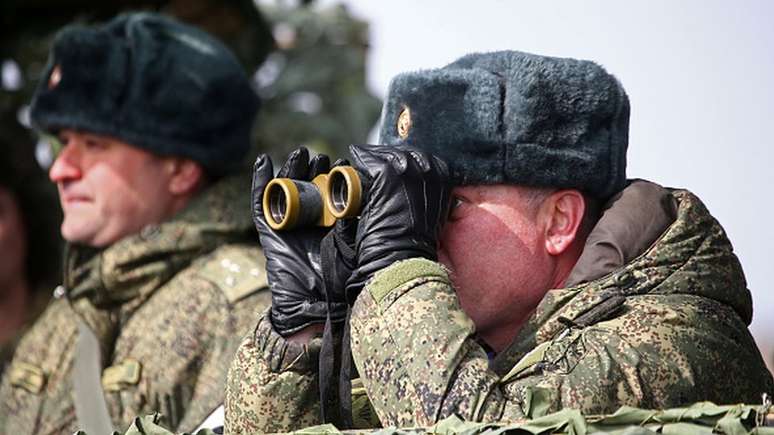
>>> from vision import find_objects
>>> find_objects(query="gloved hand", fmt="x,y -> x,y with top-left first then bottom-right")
252,147 -> 349,337
346,144 -> 451,297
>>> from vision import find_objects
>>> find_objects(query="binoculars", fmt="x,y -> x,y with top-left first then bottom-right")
263,166 -> 363,230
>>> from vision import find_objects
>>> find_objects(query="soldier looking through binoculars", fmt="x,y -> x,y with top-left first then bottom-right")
226,50 -> 774,432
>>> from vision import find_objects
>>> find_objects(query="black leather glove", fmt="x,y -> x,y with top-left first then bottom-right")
252,148 -> 348,336
346,144 -> 452,297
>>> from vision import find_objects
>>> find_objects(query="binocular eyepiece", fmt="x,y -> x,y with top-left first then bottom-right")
263,166 -> 362,230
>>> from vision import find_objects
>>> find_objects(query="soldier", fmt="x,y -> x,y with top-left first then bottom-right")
0,12 -> 270,434
226,50 -> 774,432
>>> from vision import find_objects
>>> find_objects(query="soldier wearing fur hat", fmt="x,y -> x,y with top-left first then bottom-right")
225,50 -> 773,432
0,12 -> 271,434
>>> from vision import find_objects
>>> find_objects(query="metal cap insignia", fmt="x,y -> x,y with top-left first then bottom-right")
48,64 -> 62,90
397,106 -> 411,139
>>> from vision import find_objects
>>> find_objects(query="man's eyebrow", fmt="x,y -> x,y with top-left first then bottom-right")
449,190 -> 480,207
80,132 -> 108,142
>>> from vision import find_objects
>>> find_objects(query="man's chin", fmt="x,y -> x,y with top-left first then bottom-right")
60,221 -> 98,246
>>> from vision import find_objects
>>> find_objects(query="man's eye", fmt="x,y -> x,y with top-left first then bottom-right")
84,138 -> 106,149
448,196 -> 465,219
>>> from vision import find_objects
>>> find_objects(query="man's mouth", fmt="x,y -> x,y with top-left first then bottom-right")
59,182 -> 92,205
60,193 -> 92,206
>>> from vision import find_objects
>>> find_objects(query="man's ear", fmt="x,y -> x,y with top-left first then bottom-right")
541,189 -> 585,256
166,158 -> 205,196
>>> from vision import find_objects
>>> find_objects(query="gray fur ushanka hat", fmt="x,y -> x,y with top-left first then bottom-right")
30,12 -> 260,176
378,50 -> 630,198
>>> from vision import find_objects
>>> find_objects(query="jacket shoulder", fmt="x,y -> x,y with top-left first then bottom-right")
533,294 -> 772,408
192,244 -> 268,304
13,297 -> 78,363
3,297 -> 78,397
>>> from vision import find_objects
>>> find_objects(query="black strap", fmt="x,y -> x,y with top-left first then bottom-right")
339,308 -> 354,424
318,231 -> 356,428
318,305 -> 341,425
319,232 -> 345,427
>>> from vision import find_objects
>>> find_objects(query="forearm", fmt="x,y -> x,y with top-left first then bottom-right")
350,258 -> 521,427
225,313 -> 322,434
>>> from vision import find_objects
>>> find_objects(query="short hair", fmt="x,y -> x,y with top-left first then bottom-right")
520,186 -> 601,241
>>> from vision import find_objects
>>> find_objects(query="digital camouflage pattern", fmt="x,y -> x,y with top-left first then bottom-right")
225,314 -> 323,434
349,188 -> 774,427
224,313 -> 381,433
223,186 -> 774,432
0,289 -> 52,379
0,174 -> 270,435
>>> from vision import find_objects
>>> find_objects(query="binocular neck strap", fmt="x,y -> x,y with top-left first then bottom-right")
318,231 -> 355,428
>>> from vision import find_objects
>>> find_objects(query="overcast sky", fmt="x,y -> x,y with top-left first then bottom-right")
316,0 -> 774,366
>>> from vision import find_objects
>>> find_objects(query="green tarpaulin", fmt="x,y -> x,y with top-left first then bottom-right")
106,401 -> 774,435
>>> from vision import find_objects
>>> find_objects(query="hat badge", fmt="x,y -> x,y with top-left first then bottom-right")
48,64 -> 62,89
397,106 -> 412,139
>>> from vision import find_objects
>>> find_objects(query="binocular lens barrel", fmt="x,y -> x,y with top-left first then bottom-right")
330,173 -> 349,213
268,186 -> 288,224
327,166 -> 362,219
262,166 -> 362,230
263,178 -> 327,230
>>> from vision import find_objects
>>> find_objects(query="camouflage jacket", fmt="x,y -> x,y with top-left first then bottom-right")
0,289 -> 51,380
224,182 -> 773,433
0,175 -> 270,435
349,183 -> 774,426
226,312 -> 324,433
224,310 -> 377,432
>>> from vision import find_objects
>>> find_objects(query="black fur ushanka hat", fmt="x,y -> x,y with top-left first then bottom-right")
30,12 -> 260,176
378,50 -> 630,199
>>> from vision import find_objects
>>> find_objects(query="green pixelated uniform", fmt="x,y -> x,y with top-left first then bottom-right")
350,187 -> 774,426
0,175 -> 270,435
226,184 -> 773,432
224,314 -> 378,432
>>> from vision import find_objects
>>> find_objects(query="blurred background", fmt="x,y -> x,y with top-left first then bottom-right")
0,0 -> 383,370
1,0 -> 772,374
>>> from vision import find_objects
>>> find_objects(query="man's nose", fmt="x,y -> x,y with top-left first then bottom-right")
49,144 -> 82,183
